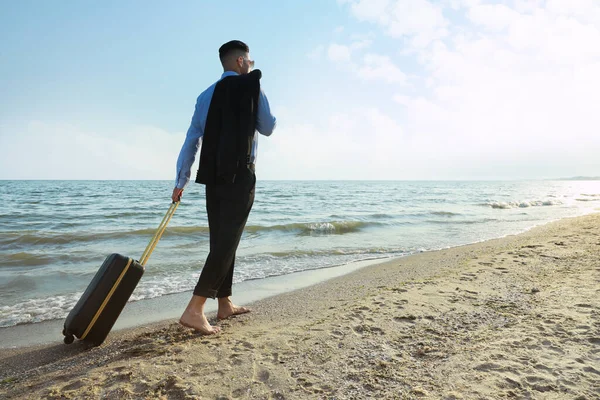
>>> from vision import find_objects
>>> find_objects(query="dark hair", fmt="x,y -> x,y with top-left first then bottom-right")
218,40 -> 250,60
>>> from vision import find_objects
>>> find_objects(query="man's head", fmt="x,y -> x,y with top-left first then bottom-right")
219,40 -> 254,75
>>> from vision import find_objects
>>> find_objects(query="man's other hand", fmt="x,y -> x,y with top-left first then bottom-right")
172,187 -> 183,203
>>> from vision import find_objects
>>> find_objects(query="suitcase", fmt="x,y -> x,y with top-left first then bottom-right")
62,201 -> 179,346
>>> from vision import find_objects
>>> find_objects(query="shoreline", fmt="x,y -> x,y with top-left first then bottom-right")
0,257 -> 387,349
1,210 -> 594,347
1,213 -> 599,399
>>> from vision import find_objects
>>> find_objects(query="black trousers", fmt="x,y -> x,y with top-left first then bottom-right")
193,167 -> 256,298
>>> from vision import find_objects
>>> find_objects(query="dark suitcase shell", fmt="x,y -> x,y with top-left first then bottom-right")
63,253 -> 144,346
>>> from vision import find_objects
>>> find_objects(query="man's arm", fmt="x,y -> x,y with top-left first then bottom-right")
256,88 -> 276,136
172,83 -> 218,200
174,125 -> 202,191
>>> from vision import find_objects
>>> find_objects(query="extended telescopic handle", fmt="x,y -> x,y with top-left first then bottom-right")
139,201 -> 179,266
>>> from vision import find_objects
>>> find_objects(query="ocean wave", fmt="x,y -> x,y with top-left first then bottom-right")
369,213 -> 393,219
131,226 -> 211,235
576,198 -> 600,202
101,211 -> 160,219
1,252 -> 58,267
581,193 -> 600,197
482,200 -> 563,209
118,220 -> 373,237
0,276 -> 37,295
245,221 -> 373,235
0,221 -> 374,247
0,226 -> 211,247
0,251 -> 94,268
430,211 -> 461,217
0,292 -> 83,328
426,218 -> 498,225
245,247 -> 395,259
329,213 -> 392,220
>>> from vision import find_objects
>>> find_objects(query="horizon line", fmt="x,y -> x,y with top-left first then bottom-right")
1,178 -> 599,182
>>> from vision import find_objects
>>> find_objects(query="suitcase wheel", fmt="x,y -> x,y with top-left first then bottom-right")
63,334 -> 75,345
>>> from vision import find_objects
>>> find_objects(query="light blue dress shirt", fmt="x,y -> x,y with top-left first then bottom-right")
175,71 -> 277,189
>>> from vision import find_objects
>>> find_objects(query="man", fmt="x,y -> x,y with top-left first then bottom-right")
172,40 -> 276,335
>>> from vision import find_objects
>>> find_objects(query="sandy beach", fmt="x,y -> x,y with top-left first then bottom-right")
1,213 -> 599,399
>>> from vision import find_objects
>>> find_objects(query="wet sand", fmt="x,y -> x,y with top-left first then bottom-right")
1,214 -> 599,399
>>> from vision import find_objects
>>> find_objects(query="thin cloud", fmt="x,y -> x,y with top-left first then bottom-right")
331,0 -> 600,179
327,43 -> 352,62
344,0 -> 449,48
358,53 -> 407,84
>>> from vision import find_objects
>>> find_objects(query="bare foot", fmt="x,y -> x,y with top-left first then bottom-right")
217,298 -> 251,321
179,310 -> 221,335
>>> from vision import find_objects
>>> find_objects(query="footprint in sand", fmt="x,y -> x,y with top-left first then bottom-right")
583,366 -> 600,375
232,387 -> 249,397
230,354 -> 243,366
330,329 -> 344,338
525,375 -> 549,384
253,367 -> 270,383
111,370 -> 134,382
296,377 -> 313,389
533,363 -> 553,372
393,315 -> 417,324
352,323 -> 384,335
271,391 -> 285,400
349,311 -> 364,321
501,377 -> 522,389
393,299 -> 408,309
61,379 -> 88,391
152,375 -> 188,398
574,304 -> 594,314
123,344 -> 168,358
473,362 -> 504,372
587,337 -> 600,345
270,352 -> 286,365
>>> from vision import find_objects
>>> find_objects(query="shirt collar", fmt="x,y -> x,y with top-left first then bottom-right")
221,71 -> 239,79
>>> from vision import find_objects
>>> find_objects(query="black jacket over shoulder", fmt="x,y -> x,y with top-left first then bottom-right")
196,69 -> 262,185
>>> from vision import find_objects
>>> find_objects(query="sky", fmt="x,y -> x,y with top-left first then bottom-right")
1,0 -> 599,181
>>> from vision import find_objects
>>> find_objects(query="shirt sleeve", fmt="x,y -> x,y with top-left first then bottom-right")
256,88 -> 276,136
174,126 -> 202,189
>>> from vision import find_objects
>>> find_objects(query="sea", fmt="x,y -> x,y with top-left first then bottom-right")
1,179 -> 599,328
